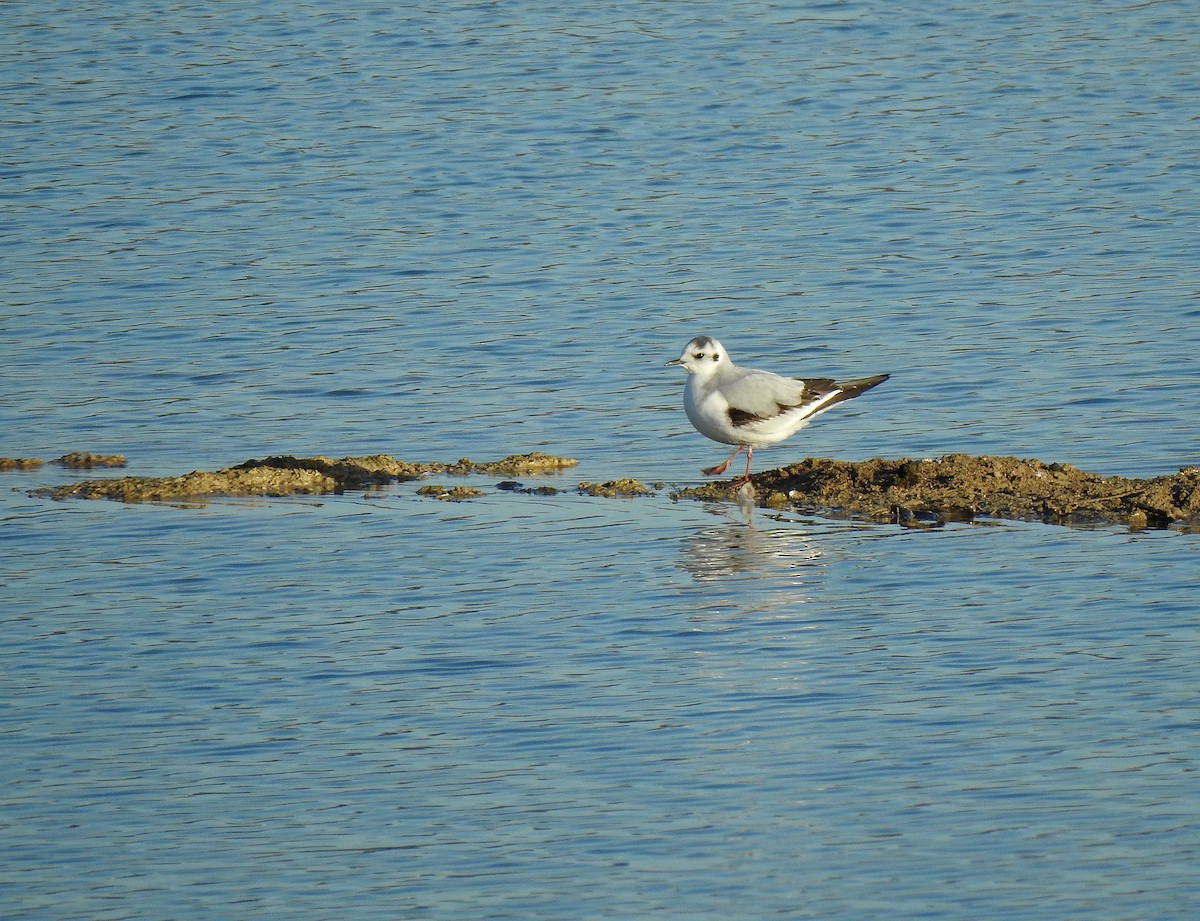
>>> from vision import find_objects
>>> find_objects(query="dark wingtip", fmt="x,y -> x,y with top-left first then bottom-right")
837,373 -> 890,400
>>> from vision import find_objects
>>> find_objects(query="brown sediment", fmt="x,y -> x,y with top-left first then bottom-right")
38,464 -> 340,503
53,452 -> 127,468
478,452 -> 580,475
25,448 -> 1200,530
1,457 -> 45,471
33,453 -> 578,503
497,480 -> 561,496
675,454 -> 1200,531
577,478 -> 654,498
2,453 -> 127,470
416,484 -> 488,502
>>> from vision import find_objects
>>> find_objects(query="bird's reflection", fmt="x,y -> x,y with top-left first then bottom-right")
680,516 -> 826,583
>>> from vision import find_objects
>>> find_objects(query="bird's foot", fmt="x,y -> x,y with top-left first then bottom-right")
703,446 -> 746,477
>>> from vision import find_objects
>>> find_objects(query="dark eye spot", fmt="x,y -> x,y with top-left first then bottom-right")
693,352 -> 704,359
712,353 -> 720,361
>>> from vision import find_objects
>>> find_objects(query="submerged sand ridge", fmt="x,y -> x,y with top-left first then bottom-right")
11,450 -> 1199,531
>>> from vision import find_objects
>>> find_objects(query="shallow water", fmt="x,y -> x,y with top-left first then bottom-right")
3,1 -> 1199,919
4,488 -> 1198,920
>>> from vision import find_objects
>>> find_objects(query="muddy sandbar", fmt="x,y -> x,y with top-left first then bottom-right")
677,454 -> 1200,530
34,452 -> 578,503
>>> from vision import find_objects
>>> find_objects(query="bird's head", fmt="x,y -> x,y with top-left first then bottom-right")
666,336 -> 726,376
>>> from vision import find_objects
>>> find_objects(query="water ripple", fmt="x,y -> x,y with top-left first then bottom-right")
4,2 -> 1200,918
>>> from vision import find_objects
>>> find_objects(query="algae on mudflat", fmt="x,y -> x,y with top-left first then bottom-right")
577,479 -> 654,498
34,452 -> 579,503
53,452 -> 127,469
416,484 -> 488,502
0,457 -> 44,471
39,465 -> 339,503
676,454 -> 1200,530
2,452 -> 125,471
24,446 -> 1200,530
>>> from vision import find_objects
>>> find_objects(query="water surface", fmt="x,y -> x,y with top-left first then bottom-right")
3,1 -> 1199,918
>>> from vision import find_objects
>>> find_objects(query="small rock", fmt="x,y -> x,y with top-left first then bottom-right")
0,457 -> 44,471
416,484 -> 486,502
577,479 -> 652,498
52,452 -> 127,469
480,453 -> 578,475
765,491 -> 789,510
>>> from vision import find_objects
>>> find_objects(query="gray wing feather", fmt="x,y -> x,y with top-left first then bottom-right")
721,370 -> 840,421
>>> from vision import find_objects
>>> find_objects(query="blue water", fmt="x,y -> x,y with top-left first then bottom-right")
3,2 -> 1199,919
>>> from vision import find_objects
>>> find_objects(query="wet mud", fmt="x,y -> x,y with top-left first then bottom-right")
15,448 -> 1200,531
52,452 -> 128,469
2,452 -> 127,471
1,458 -> 45,471
416,484 -> 489,502
578,479 -> 655,498
31,453 -> 577,503
679,454 -> 1200,531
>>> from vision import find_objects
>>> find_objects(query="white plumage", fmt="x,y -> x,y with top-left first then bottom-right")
667,336 -> 888,482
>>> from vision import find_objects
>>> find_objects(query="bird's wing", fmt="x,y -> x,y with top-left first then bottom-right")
720,369 -> 841,425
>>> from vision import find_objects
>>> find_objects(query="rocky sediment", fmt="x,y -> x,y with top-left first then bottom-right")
30,453 -> 578,503
2,452 -> 127,471
678,454 -> 1200,530
12,449 -> 1200,530
578,478 -> 654,498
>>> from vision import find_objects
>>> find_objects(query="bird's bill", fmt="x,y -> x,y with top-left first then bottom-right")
665,357 -> 681,366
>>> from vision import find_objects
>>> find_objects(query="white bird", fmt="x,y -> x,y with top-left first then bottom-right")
667,336 -> 889,483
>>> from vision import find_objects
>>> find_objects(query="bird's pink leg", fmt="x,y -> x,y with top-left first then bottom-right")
703,445 -> 745,477
736,447 -> 754,485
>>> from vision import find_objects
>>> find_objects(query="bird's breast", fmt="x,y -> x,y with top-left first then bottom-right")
684,379 -> 741,445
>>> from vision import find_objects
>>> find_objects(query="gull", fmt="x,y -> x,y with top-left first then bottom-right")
667,336 -> 889,483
